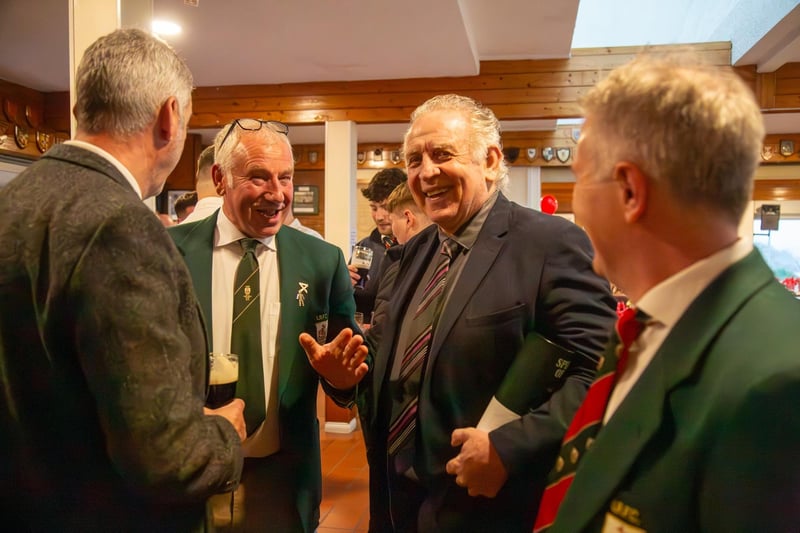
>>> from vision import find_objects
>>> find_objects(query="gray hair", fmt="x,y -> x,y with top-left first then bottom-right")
403,94 -> 509,191
74,28 -> 193,137
581,53 -> 764,225
213,120 -> 294,186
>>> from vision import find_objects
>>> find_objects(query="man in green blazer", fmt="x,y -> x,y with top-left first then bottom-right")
540,54 -> 800,532
0,29 -> 244,532
168,118 -> 367,532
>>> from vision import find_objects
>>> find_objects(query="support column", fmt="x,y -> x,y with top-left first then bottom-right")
323,120 -> 358,433
527,166 -> 542,209
324,120 -> 358,256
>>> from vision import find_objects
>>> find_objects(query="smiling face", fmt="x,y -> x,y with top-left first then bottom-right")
571,118 -> 624,280
215,131 -> 294,238
403,109 -> 498,234
369,199 -> 393,236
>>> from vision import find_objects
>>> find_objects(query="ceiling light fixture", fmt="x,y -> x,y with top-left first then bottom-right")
151,20 -> 182,36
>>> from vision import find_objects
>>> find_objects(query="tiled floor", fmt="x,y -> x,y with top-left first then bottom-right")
318,427 -> 370,532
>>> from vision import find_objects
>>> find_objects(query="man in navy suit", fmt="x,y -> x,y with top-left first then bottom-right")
361,94 -> 617,532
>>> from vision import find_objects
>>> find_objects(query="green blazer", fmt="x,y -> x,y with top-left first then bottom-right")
551,250 -> 800,532
168,211 -> 359,532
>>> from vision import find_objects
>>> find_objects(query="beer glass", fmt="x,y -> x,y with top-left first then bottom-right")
351,245 -> 373,289
206,352 -> 238,408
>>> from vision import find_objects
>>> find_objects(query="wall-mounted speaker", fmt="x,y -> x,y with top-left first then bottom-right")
760,204 -> 780,231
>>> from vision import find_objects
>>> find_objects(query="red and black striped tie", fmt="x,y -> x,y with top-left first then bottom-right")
533,307 -> 648,532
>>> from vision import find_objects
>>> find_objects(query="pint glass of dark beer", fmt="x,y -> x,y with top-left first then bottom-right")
206,352 -> 238,408
351,245 -> 373,289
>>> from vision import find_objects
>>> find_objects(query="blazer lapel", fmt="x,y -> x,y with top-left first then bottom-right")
555,250 -> 776,530
428,195 -> 509,364
171,213 -> 218,346
369,226 -> 438,422
275,229 -> 304,399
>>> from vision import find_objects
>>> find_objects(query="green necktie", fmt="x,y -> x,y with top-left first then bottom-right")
231,238 -> 266,435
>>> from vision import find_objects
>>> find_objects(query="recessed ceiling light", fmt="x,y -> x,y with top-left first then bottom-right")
151,20 -> 182,36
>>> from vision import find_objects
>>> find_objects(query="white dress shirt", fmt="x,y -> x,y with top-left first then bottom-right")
212,210 -> 281,457
181,196 -> 223,224
604,238 -> 753,422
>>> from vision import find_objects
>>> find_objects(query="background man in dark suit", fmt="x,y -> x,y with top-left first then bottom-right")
0,28 -> 245,532
168,118 -> 367,532
543,54 -> 800,532
362,94 -> 617,532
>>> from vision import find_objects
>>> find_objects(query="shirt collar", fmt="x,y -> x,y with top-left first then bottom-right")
215,208 -> 277,251
635,238 -> 752,329
65,140 -> 142,199
439,189 -> 500,251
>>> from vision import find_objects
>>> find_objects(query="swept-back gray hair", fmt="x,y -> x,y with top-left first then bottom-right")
74,28 -> 193,137
404,94 -> 509,191
581,53 -> 764,224
214,121 -> 294,186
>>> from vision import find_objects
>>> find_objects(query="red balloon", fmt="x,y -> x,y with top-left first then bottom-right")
540,194 -> 558,215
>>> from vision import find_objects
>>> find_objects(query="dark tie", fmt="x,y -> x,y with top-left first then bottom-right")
231,238 -> 266,435
387,238 -> 460,472
533,307 -> 648,532
382,235 -> 396,249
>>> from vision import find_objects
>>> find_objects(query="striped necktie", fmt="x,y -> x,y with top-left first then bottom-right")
387,238 -> 460,473
231,238 -> 266,435
533,307 -> 648,532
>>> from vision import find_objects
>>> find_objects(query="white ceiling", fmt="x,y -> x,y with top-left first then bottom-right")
0,0 -> 798,144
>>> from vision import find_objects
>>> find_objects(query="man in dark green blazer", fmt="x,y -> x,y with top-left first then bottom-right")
0,29 -> 244,532
541,53 -> 800,532
168,118 -> 367,532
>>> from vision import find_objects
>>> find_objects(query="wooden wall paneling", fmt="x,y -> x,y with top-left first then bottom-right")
753,179 -> 800,201
0,79 -> 66,159
189,42 -> 735,129
165,133 -> 202,191
501,128 -> 579,167
292,143 -> 325,170
541,182 -> 574,214
43,91 -> 70,133
761,133 -> 800,163
773,62 -> 800,109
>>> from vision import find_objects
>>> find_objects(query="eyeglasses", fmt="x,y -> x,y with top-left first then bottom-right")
218,118 -> 289,150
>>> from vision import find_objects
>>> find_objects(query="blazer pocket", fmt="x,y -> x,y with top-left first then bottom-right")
465,302 -> 527,327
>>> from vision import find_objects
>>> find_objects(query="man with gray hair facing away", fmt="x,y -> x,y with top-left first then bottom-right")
0,28 -> 245,531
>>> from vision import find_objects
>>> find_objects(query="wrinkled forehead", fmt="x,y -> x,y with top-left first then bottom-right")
230,133 -> 294,170
405,109 -> 470,151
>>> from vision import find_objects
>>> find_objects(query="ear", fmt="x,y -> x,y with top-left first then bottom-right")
486,144 -> 502,172
211,163 -> 227,196
156,96 -> 181,146
403,209 -> 414,229
613,161 -> 648,223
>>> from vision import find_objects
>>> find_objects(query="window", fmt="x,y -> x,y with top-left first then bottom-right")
753,216 -> 800,295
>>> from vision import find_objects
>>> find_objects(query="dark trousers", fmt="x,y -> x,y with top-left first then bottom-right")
387,469 -> 536,533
